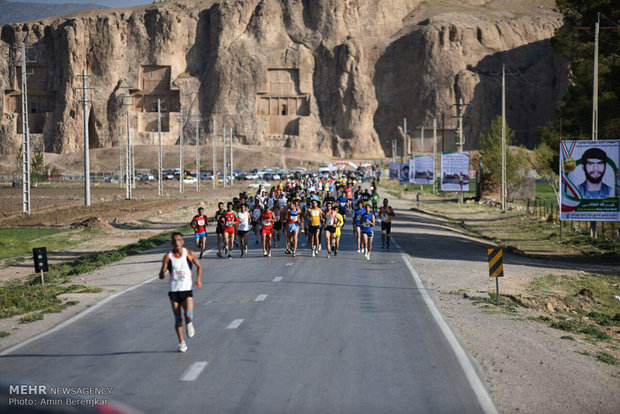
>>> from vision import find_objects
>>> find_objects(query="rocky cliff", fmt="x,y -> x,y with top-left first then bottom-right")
0,0 -> 567,158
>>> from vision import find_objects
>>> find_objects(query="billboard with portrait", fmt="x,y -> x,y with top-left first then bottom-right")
560,140 -> 619,221
412,156 -> 434,185
441,152 -> 470,191
399,162 -> 410,184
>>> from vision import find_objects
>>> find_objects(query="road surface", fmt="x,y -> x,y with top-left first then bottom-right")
0,225 -> 496,413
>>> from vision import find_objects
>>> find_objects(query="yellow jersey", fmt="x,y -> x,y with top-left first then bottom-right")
309,208 -> 322,226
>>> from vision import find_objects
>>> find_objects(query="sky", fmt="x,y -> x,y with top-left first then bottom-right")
12,0 -> 151,6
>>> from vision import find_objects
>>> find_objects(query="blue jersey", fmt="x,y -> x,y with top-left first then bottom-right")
361,212 -> 375,231
337,196 -> 348,210
354,207 -> 365,225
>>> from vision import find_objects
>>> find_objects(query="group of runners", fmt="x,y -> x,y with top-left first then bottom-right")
161,173 -> 396,351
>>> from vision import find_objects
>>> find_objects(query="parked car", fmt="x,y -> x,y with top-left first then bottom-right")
104,176 -> 119,183
248,180 -> 271,189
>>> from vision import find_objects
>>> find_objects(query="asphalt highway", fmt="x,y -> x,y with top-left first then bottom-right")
0,227 -> 496,414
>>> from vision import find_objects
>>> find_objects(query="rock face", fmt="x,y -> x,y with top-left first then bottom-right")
0,0 -> 567,158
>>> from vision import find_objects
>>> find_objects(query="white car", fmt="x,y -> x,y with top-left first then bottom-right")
248,180 -> 271,189
183,176 -> 197,183
245,173 -> 259,180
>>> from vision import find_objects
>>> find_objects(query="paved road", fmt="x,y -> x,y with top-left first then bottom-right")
0,225 -> 496,413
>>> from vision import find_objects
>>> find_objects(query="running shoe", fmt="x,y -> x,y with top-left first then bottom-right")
263,251 -> 268,257
292,251 -> 296,257
285,249 -> 291,254
241,251 -> 244,258
224,247 -> 229,256
318,244 -> 321,251
178,341 -> 188,353
311,250 -> 315,257
334,250 -> 337,256
366,253 -> 371,260
268,251 -> 271,257
357,248 -> 360,253
187,322 -> 195,338
327,252 -> 331,259
228,254 -> 232,259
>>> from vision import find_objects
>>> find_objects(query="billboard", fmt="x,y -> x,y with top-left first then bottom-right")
388,162 -> 400,180
412,156 -> 434,185
441,152 -> 470,191
399,162 -> 410,184
560,140 -> 619,221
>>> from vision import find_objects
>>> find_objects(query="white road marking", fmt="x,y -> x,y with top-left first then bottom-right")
180,361 -> 208,381
255,294 -> 268,302
392,240 -> 498,414
226,319 -> 244,329
285,262 -> 293,267
272,277 -> 283,282
0,247 -> 215,356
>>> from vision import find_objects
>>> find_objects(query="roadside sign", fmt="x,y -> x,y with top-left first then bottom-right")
487,247 -> 504,304
487,248 -> 503,278
33,247 -> 49,273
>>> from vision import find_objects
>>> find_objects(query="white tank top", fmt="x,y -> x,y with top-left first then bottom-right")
168,248 -> 193,292
238,212 -> 250,231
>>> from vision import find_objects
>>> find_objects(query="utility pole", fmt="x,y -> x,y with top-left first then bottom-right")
179,109 -> 184,193
77,69 -> 92,206
403,117 -> 408,160
450,98 -> 469,153
212,119 -> 216,189
222,125 -> 227,187
123,86 -> 132,200
119,125 -> 123,188
19,43 -> 32,214
501,64 -> 507,212
157,98 -> 163,196
195,115 -> 200,192
433,118 -> 437,195
229,127 -> 234,186
418,125 -> 425,153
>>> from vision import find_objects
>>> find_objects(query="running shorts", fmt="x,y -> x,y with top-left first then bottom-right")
288,223 -> 299,233
237,230 -> 249,237
362,230 -> 374,238
261,227 -> 273,237
224,227 -> 235,235
168,290 -> 193,303
325,226 -> 336,233
194,231 -> 206,240
216,225 -> 224,235
308,225 -> 320,234
381,222 -> 392,235
274,222 -> 282,231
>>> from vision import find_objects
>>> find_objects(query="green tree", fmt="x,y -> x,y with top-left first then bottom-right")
478,116 -> 529,200
31,146 -> 45,187
532,124 -> 562,204
552,0 -> 620,139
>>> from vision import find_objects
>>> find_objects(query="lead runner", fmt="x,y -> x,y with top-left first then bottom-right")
159,232 -> 203,352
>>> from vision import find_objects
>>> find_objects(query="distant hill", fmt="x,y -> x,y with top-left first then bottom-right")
0,0 -> 108,26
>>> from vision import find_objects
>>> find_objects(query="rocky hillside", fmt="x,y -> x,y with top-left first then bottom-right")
0,0 -> 107,26
0,0 -> 567,158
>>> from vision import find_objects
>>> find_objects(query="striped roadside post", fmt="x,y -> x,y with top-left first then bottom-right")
488,247 -> 504,303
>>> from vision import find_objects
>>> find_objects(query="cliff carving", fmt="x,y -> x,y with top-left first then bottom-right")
0,0 -> 567,158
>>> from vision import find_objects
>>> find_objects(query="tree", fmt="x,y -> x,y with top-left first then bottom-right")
532,125 -> 562,204
478,116 -> 529,200
552,0 -> 620,139
31,146 -> 45,187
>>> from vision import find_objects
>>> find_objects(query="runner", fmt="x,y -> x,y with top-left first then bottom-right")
361,188 -> 371,207
336,190 -> 348,223
323,201 -> 338,258
307,199 -> 323,257
371,188 -> 380,213
214,202 -> 225,257
273,203 -> 282,248
159,232 -> 203,352
237,203 -> 251,258
251,202 -> 262,245
353,200 -> 365,253
219,202 -> 239,259
334,207 -> 344,255
360,204 -> 375,260
286,200 -> 301,257
190,207 -> 209,259
379,198 -> 396,249
260,205 -> 276,257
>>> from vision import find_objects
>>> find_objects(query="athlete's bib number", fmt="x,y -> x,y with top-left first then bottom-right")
226,221 -> 234,227
173,270 -> 189,281
290,215 -> 298,222
326,215 -> 335,226
381,214 -> 388,221
262,220 -> 271,226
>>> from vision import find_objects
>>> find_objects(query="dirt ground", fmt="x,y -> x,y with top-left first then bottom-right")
0,181 -> 253,283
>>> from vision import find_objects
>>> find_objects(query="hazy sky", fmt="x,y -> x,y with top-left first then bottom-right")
12,0 -> 151,7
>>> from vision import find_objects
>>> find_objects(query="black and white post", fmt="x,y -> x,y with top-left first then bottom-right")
179,108 -> 184,193
77,69 -> 91,206
19,43 -> 31,214
157,98 -> 163,196
195,115 -> 200,192
433,118 -> 437,195
212,119 -> 216,189
229,127 -> 233,185
222,125 -> 227,188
